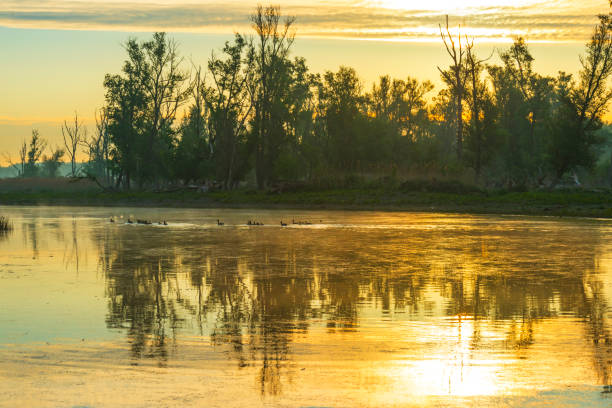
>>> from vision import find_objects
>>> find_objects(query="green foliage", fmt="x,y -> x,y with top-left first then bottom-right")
22,129 -> 47,178
73,7 -> 612,191
104,32 -> 189,189
41,147 -> 65,178
544,14 -> 612,181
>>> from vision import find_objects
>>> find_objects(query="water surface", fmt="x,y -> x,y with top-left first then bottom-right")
0,206 -> 611,407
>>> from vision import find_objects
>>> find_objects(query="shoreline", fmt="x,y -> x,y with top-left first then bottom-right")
0,189 -> 611,219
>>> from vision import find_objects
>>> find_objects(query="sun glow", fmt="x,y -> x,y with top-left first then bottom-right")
369,0 -> 543,12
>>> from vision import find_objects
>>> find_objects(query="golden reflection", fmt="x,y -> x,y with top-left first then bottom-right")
0,208 -> 611,406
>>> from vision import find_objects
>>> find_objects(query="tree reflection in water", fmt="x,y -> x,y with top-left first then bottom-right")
94,219 -> 612,395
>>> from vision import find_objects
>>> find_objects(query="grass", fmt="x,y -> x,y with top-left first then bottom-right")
0,186 -> 611,218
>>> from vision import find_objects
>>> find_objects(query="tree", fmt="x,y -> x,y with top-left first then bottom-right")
104,32 -> 189,189
173,65 -> 212,183
82,108 -> 112,183
277,57 -> 319,181
103,39 -> 147,189
141,32 -> 191,185
438,16 -> 468,160
369,76 -> 433,140
206,34 -> 254,188
249,5 -> 296,188
41,147 -> 65,177
499,38 -> 554,170
23,129 -> 47,177
368,75 -> 433,169
463,40 -> 492,179
62,111 -> 87,177
319,66 -> 367,171
548,14 -> 612,180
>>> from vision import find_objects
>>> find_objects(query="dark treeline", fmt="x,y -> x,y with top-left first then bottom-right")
12,6 -> 612,189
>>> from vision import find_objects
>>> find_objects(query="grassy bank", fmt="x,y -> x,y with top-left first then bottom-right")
0,185 -> 611,218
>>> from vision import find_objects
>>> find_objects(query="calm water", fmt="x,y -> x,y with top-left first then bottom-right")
0,206 -> 611,407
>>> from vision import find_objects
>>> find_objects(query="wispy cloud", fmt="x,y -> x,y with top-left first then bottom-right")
0,0 -> 608,42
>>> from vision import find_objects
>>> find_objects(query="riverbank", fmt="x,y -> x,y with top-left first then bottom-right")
1,187 -> 611,218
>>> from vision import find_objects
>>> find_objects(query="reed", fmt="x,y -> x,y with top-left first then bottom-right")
0,216 -> 13,232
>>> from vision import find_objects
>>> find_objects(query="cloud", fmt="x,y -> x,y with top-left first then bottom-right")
0,0 -> 607,42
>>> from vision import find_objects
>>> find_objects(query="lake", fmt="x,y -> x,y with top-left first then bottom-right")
0,206 -> 611,407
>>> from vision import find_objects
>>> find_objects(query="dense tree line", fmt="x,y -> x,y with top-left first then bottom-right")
12,6 -> 612,189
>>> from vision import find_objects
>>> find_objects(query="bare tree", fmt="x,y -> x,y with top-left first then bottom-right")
438,16 -> 468,160
62,111 -> 87,177
2,140 -> 27,177
82,108 -> 111,184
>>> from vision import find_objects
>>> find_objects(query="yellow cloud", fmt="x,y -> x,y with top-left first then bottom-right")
0,0 -> 608,42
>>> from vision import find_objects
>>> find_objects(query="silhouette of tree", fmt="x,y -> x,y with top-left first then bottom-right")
438,16 -> 468,160
249,5 -> 297,188
62,111 -> 87,177
41,146 -> 65,177
23,129 -> 47,177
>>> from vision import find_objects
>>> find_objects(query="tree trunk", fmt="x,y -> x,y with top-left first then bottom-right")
457,95 -> 463,160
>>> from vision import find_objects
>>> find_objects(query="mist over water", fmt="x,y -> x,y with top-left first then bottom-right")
0,206 -> 611,407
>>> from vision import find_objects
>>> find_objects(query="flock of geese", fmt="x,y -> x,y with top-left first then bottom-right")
110,217 -> 167,225
109,217 -> 315,227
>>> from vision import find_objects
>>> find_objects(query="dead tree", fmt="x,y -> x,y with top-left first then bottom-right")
62,111 -> 87,177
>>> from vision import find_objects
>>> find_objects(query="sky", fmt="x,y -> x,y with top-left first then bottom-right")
0,0 -> 610,163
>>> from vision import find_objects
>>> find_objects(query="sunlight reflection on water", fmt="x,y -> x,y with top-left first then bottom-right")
0,206 -> 611,407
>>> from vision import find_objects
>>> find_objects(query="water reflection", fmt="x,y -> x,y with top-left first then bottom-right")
1,208 -> 611,405
89,214 -> 612,397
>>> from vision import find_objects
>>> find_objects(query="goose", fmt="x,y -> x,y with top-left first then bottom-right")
109,217 -> 115,223
126,218 -> 133,224
217,219 -> 224,226
280,221 -> 287,227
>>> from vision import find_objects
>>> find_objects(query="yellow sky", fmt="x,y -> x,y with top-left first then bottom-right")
0,0 -> 609,164
1,0 -> 607,41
